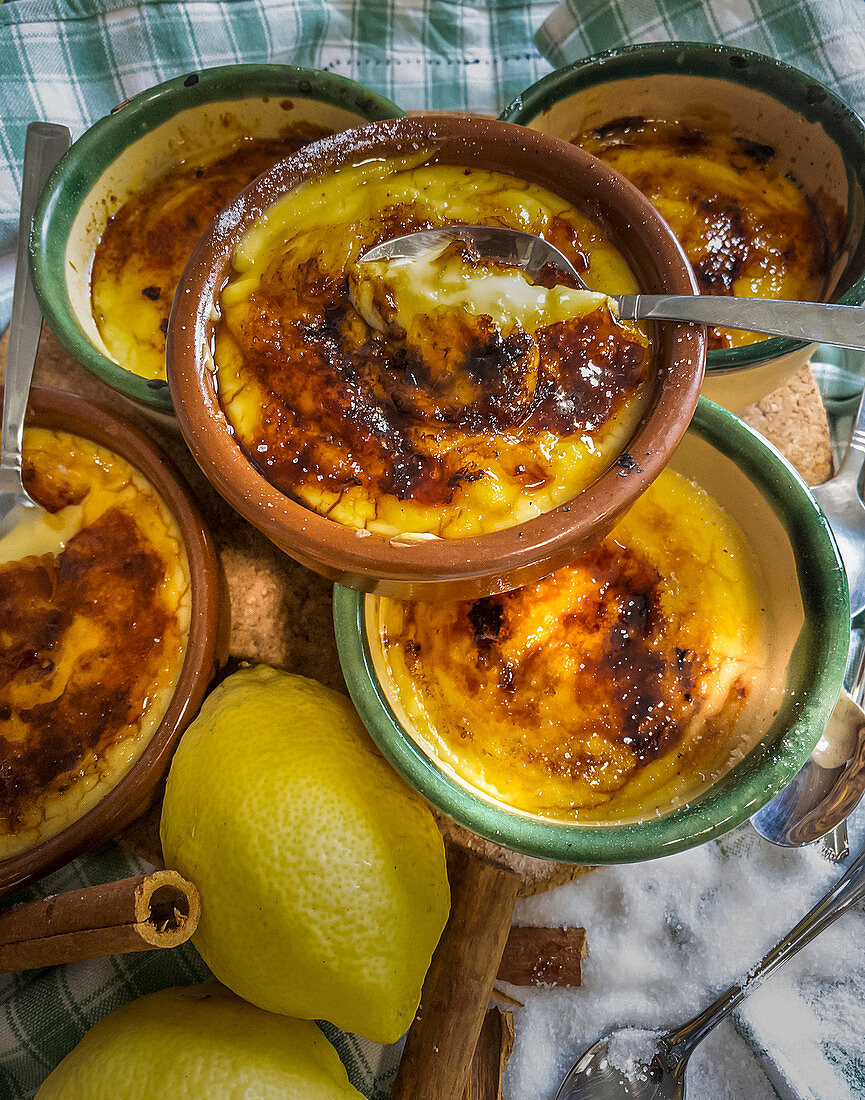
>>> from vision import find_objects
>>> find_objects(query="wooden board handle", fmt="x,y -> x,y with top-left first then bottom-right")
391,845 -> 521,1100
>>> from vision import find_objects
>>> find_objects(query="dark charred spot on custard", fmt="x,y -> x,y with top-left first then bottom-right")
230,255 -> 647,508
691,197 -> 749,294
673,125 -> 710,154
587,116 -> 647,143
0,508 -> 174,828
530,308 -> 647,434
468,597 -> 506,654
735,137 -> 775,165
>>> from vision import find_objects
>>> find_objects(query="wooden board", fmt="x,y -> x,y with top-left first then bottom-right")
0,325 -> 834,891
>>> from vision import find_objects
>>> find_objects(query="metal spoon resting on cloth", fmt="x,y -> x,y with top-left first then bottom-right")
0,122 -> 71,541
358,225 -> 865,349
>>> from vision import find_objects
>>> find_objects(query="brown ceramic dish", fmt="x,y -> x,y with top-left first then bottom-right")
168,114 -> 706,601
0,386 -> 228,898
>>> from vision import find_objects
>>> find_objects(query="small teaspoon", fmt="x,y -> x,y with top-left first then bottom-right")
0,122 -> 71,540
359,226 -> 865,350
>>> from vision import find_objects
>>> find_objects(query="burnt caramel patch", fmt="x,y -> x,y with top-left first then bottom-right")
463,544 -> 697,767
0,508 -> 177,829
576,118 -> 833,350
227,275 -> 647,509
92,128 -> 332,354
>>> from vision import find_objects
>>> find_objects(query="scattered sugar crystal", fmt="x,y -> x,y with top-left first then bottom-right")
502,809 -> 865,1100
605,1026 -> 660,1078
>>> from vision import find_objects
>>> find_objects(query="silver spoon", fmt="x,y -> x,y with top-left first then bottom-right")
0,122 -> 71,540
751,644 -> 865,850
359,226 -> 865,350
555,839 -> 865,1099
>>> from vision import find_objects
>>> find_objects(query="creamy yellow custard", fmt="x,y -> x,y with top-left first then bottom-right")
577,118 -> 831,350
0,429 -> 191,858
214,154 -> 651,539
90,128 -> 330,381
373,468 -> 766,823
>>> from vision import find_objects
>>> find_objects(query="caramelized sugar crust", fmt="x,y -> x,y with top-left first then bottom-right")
216,161 -> 651,538
232,241 -> 647,508
377,469 -> 764,820
577,118 -> 832,350
0,430 -> 190,855
91,129 -> 331,380
0,508 -> 173,827
404,542 -> 703,771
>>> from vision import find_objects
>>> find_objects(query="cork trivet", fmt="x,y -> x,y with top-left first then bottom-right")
738,366 -> 833,485
0,329 -> 834,891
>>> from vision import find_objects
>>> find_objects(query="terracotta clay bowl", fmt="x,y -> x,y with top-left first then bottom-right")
501,43 -> 865,411
30,64 -> 404,426
168,114 -> 705,601
0,387 -> 229,898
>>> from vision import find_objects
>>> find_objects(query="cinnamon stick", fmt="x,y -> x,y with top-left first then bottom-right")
497,925 -> 587,987
0,869 -> 200,971
463,1007 -> 514,1100
391,844 -> 521,1100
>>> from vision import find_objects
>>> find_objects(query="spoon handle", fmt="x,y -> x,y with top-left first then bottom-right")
0,122 -> 70,490
615,295 -> 865,350
666,845 -> 865,1064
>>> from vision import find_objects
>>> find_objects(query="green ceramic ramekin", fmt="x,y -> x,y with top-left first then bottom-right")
30,64 -> 404,422
500,43 -> 865,411
334,397 -> 850,864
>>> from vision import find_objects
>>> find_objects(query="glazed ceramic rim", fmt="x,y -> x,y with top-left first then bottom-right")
29,64 -> 404,415
0,386 -> 226,897
168,113 -> 705,599
334,397 -> 850,864
500,42 -> 865,375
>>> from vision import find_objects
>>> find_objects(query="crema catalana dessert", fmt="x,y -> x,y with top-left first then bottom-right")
213,154 -> 652,539
576,118 -> 832,350
373,468 -> 766,823
0,428 -> 190,859
90,127 -> 330,381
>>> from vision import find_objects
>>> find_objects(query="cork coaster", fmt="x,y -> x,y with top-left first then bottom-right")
0,327 -> 834,892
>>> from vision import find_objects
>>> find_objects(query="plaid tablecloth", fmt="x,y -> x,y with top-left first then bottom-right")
0,1 -> 864,1098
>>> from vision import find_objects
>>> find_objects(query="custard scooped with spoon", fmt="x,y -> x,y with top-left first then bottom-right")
212,156 -> 651,540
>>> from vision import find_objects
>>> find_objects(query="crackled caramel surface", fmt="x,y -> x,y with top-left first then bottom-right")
0,429 -> 190,857
215,157 -> 651,538
576,118 -> 832,350
91,128 -> 331,381
375,468 -> 765,822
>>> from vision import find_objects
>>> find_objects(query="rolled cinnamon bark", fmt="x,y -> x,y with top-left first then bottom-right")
497,926 -> 588,987
463,1007 -> 515,1100
0,869 -> 200,971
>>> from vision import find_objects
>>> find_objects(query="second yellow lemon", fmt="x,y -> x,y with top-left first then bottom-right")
160,666 -> 449,1044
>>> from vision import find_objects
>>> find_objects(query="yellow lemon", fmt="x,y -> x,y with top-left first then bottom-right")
160,666 -> 449,1044
36,983 -> 363,1099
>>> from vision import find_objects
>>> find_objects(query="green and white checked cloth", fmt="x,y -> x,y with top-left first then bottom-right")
0,1 -> 864,1098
